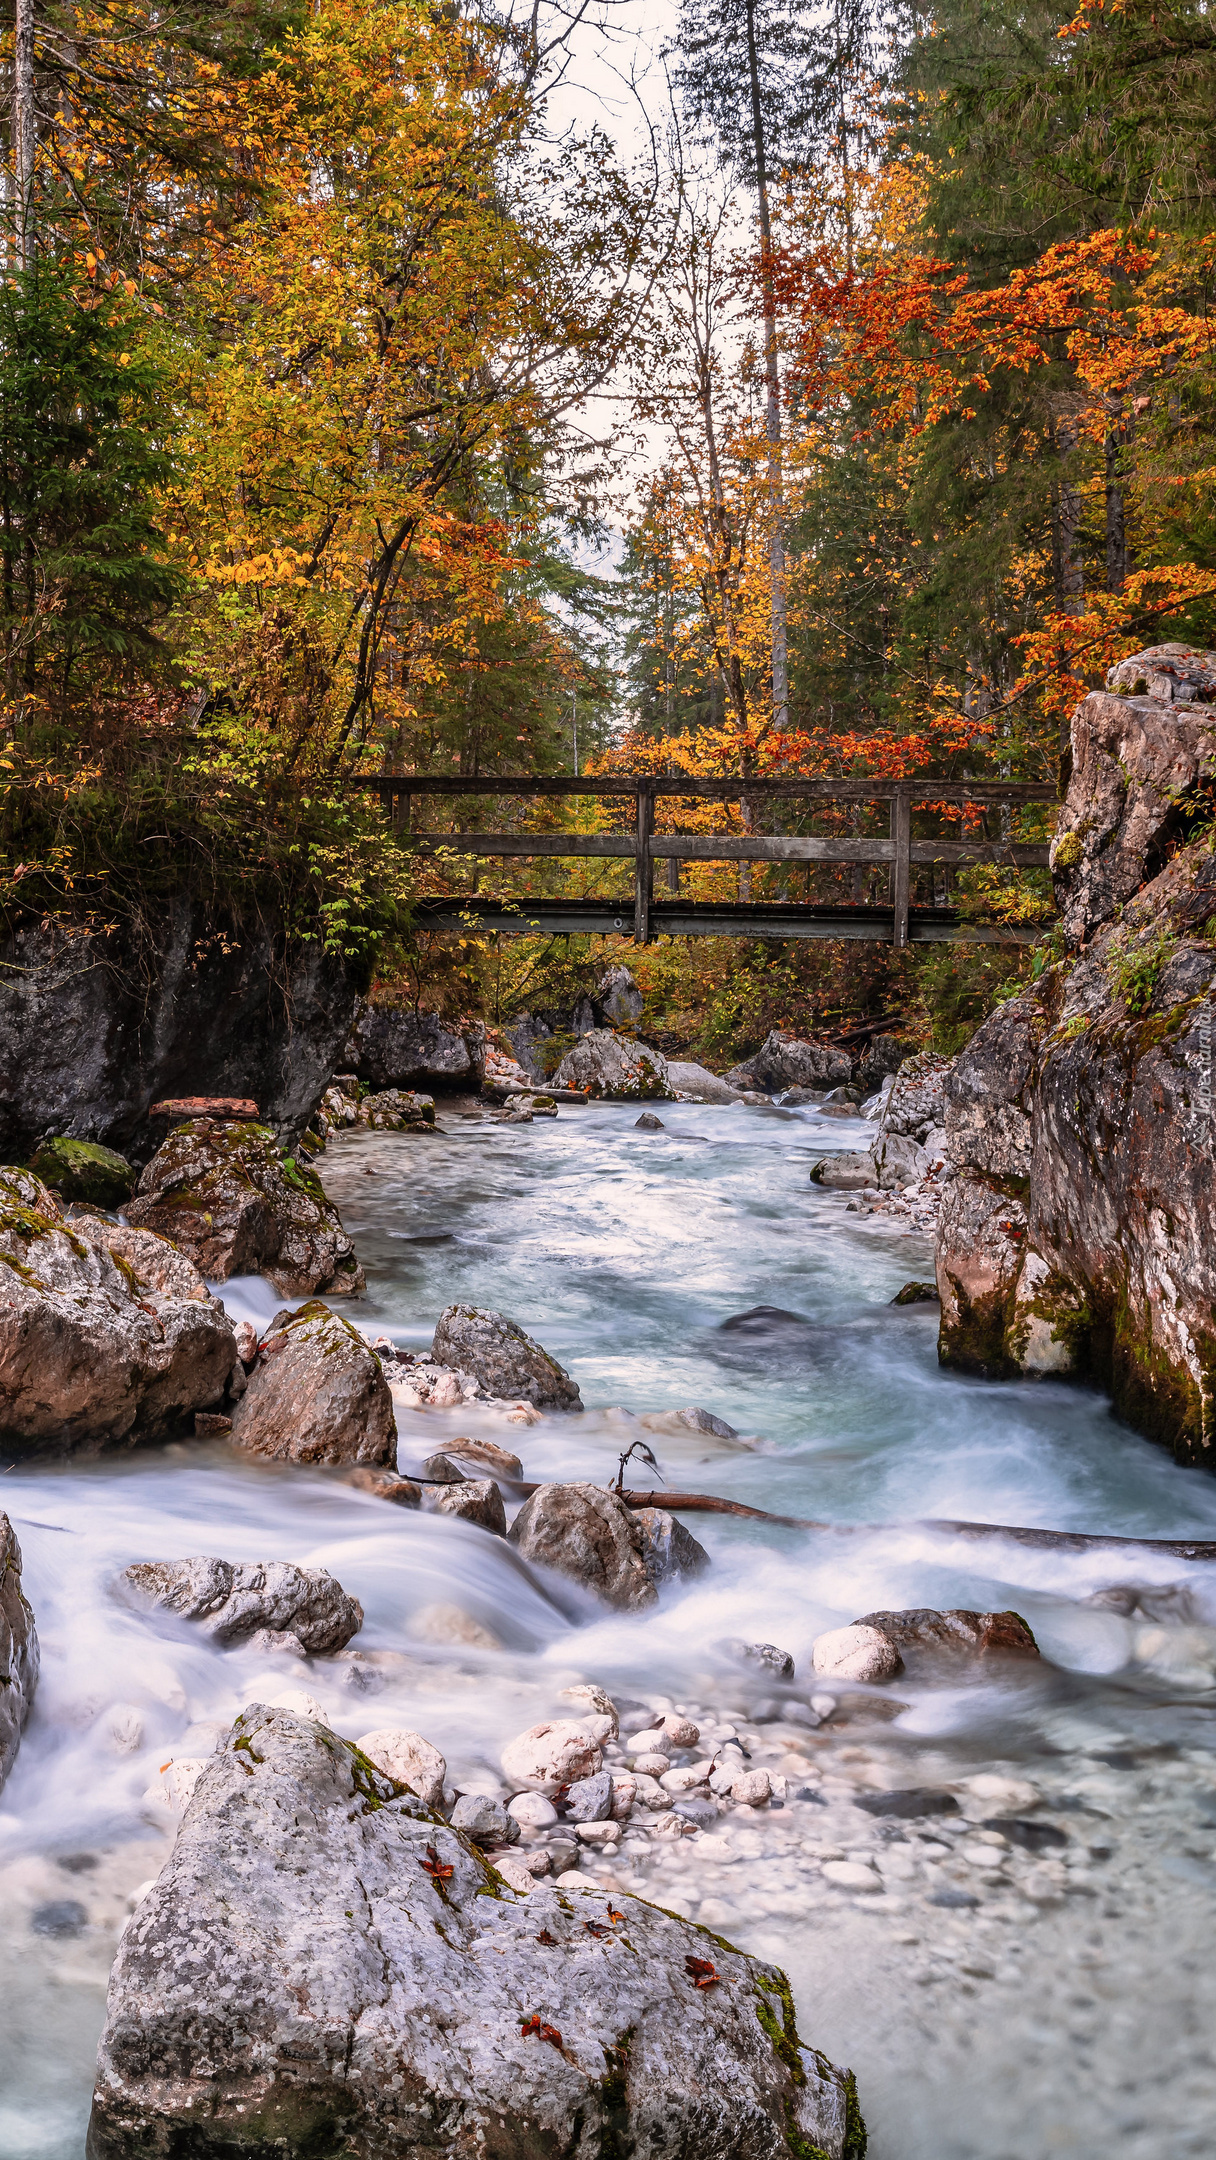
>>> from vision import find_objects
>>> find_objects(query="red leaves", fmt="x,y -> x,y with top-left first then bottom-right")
521,2015 -> 563,2048
685,1955 -> 719,1989
535,1929 -> 557,1946
420,1843 -> 453,1882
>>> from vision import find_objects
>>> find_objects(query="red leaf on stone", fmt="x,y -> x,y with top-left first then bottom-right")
421,1843 -> 453,1882
685,1955 -> 718,1988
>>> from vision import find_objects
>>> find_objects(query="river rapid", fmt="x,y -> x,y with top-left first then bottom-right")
4,1098 -> 1216,2160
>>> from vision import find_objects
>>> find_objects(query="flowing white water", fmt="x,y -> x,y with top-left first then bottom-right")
4,1099 -> 1216,2158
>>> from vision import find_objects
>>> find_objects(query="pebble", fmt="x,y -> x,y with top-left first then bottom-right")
811,1625 -> 902,1685
662,1715 -> 701,1747
632,1751 -> 673,1778
731,1769 -> 771,1807
451,1794 -> 519,1845
660,1765 -> 711,1795
558,1684 -> 619,1736
565,1772 -> 614,1822
507,1792 -> 558,1830
652,1810 -> 697,1839
610,1773 -> 637,1821
556,1869 -> 601,1888
963,1773 -> 1039,1814
575,1821 -> 621,1846
960,1843 -> 1006,1869
625,1728 -> 672,1758
501,1720 -> 602,1797
822,1861 -> 882,1892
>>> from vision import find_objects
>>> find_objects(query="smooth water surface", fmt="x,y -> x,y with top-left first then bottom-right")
4,1098 -> 1216,2159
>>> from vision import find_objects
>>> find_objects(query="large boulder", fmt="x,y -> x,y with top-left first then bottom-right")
229,1302 -> 395,1465
88,1705 -> 863,2160
0,1170 -> 239,1456
725,1032 -> 852,1093
854,1607 -> 1039,1663
1,1513 -> 38,1790
508,1482 -> 705,1610
666,1060 -> 742,1103
127,1119 -> 364,1296
1051,644 -> 1216,947
431,1305 -> 582,1410
343,1006 -> 487,1094
0,898 -> 361,1167
552,1028 -> 675,1101
598,964 -> 644,1026
120,1557 -> 363,1652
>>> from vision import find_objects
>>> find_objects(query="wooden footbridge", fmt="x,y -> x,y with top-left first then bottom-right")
349,773 -> 1057,949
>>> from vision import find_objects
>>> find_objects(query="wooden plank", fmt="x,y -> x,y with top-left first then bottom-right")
351,773 -> 1059,806
891,789 -> 911,951
410,832 -> 1048,866
909,841 -> 1051,867
411,832 -> 636,858
634,783 -> 653,944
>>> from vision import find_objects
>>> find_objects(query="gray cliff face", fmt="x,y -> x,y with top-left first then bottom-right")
0,900 -> 361,1164
936,645 -> 1216,1464
88,1705 -> 863,2160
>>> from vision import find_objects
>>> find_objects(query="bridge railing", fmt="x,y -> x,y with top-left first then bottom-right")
345,773 -> 1058,948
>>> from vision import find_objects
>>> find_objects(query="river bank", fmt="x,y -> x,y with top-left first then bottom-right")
3,1098 -> 1216,2157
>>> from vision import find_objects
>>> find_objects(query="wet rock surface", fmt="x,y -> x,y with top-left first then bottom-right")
25,1137 -> 135,1207
119,1557 -> 364,1652
88,1704 -> 861,2160
127,1118 -> 364,1297
431,1304 -> 582,1410
342,1006 -> 487,1094
428,1476 -> 507,1534
854,1609 -> 1040,1664
0,1512 -> 38,1790
508,1482 -> 660,1610
0,1170 -> 239,1456
553,1028 -> 676,1101
229,1301 -> 395,1466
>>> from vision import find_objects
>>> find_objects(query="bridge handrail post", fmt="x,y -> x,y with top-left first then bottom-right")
891,787 -> 911,950
634,782 -> 654,944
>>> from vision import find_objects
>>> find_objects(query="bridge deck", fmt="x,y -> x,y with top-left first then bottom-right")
414,896 -> 1040,945
351,772 -> 1057,947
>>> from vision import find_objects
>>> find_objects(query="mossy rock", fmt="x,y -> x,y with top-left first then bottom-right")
27,1137 -> 135,1207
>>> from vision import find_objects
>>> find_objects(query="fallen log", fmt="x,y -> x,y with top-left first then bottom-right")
615,1489 -> 1216,1561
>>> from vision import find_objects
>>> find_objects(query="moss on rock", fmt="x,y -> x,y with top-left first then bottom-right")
26,1137 -> 134,1208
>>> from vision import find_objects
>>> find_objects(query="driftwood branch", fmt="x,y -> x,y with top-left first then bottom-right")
613,1488 -> 1216,1562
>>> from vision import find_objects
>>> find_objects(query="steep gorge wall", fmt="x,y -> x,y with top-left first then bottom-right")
936,645 -> 1216,1466
0,898 -> 362,1164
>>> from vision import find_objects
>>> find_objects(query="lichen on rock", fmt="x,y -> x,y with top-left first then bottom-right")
127,1117 -> 364,1296
87,1703 -> 863,2160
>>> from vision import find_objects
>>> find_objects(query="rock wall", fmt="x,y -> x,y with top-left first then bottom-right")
936,645 -> 1216,1466
0,899 -> 361,1164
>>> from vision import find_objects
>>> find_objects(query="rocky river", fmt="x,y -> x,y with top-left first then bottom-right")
3,1092 -> 1216,2158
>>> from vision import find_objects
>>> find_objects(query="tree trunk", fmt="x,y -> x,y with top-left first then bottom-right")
13,0 -> 35,266
744,0 -> 788,738
1105,400 -> 1129,593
